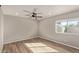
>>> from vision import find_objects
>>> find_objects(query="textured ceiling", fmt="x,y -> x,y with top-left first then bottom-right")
2,5 -> 79,19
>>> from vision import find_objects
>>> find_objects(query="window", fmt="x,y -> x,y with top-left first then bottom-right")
56,18 -> 79,34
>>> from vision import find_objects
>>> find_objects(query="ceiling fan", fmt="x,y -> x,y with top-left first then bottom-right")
24,8 -> 43,20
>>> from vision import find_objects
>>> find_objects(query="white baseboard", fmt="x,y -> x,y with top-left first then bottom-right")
3,36 -> 37,45
3,35 -> 79,50
39,36 -> 79,50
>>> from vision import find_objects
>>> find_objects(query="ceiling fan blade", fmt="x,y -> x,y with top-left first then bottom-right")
24,10 -> 32,13
37,16 -> 43,18
25,14 -> 31,16
36,13 -> 42,15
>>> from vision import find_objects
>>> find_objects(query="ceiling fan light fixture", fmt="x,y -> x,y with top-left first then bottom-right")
32,14 -> 35,17
24,8 -> 43,19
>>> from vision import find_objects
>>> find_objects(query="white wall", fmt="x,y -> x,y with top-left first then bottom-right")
39,10 -> 79,49
0,7 -> 3,52
4,15 -> 37,44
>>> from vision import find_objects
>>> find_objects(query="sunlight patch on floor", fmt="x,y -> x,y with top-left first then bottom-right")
25,43 -> 59,53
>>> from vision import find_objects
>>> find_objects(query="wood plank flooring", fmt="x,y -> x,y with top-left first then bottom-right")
2,37 -> 79,53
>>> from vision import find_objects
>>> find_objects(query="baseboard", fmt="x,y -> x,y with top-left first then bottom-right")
39,36 -> 79,50
3,35 -> 79,50
3,36 -> 37,45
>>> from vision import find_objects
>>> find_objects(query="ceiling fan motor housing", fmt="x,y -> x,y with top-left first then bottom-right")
32,15 -> 35,17
32,12 -> 37,17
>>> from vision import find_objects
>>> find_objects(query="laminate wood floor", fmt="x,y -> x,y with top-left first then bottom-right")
2,37 -> 79,53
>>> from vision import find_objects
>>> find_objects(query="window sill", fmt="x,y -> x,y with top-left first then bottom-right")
55,32 -> 79,36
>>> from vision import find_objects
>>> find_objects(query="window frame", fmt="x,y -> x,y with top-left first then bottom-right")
55,18 -> 79,35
